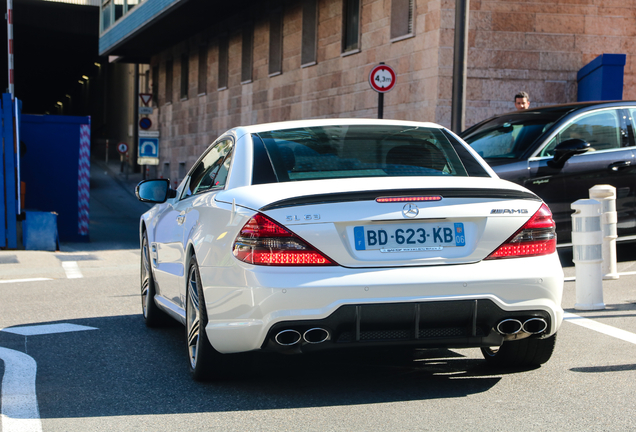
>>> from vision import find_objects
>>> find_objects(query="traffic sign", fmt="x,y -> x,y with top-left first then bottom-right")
139,117 -> 152,130
139,106 -> 153,115
369,64 -> 396,93
139,130 -> 160,138
138,137 -> 159,158
139,93 -> 152,106
117,142 -> 128,154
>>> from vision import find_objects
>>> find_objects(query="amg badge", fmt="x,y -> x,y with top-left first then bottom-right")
490,209 -> 529,214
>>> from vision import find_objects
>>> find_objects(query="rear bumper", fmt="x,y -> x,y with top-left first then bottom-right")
199,253 -> 564,354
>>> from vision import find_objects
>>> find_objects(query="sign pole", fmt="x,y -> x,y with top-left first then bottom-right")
378,92 -> 384,119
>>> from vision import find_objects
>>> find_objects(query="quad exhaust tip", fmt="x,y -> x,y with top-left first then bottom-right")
497,319 -> 523,335
274,328 -> 331,346
303,328 -> 330,344
497,318 -> 548,335
522,317 -> 548,334
275,329 -> 302,346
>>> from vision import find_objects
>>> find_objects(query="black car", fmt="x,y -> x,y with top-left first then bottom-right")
460,101 -> 636,243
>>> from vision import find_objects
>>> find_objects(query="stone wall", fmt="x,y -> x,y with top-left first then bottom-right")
442,0 -> 636,127
152,0 -> 447,182
151,0 -> 636,182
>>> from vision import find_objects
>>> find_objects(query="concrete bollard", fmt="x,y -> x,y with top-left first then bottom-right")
571,199 -> 605,311
589,185 -> 619,280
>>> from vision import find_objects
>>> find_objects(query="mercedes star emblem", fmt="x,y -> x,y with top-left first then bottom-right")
402,203 -> 419,218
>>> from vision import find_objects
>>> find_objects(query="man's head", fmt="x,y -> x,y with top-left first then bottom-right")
514,91 -> 530,110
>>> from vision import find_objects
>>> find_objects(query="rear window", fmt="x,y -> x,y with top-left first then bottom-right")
252,125 -> 485,183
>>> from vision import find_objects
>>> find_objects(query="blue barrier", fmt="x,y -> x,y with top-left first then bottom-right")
577,54 -> 626,102
21,114 -> 91,242
1,93 -> 19,249
22,211 -> 58,251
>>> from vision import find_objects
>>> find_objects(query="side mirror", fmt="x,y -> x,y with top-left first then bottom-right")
135,179 -> 176,203
547,138 -> 590,168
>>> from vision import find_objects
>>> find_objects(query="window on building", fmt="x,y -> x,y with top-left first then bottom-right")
101,0 -> 112,31
269,9 -> 283,76
165,60 -> 173,104
114,0 -> 124,20
152,65 -> 159,106
162,162 -> 170,180
218,35 -> 229,90
242,25 -> 254,84
342,0 -> 360,53
126,0 -> 139,12
301,0 -> 318,66
180,53 -> 189,99
198,45 -> 208,95
390,0 -> 414,41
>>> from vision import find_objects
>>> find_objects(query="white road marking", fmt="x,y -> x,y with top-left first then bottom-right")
563,270 -> 636,282
0,347 -> 42,432
564,312 -> 636,345
0,278 -> 52,284
0,323 -> 99,431
62,261 -> 83,279
1,323 -> 98,336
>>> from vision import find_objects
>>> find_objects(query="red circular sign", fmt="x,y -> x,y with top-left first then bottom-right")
117,142 -> 129,154
369,64 -> 396,93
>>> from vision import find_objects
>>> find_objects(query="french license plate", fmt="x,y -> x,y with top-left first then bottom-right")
353,223 -> 466,252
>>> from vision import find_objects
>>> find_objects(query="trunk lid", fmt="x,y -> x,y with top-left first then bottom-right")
217,177 -> 543,267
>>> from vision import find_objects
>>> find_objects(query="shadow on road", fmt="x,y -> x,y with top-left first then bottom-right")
0,315 -> 511,419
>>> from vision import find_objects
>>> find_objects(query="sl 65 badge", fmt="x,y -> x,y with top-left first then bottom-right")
286,214 -> 321,221
490,209 -> 529,214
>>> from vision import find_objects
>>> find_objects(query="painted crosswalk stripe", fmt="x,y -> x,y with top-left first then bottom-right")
61,261 -> 83,279
564,312 -> 636,345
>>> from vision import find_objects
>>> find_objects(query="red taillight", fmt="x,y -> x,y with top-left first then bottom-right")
233,213 -> 335,266
486,203 -> 556,260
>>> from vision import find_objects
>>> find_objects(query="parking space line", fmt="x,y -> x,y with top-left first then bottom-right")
0,347 -> 42,432
0,278 -> 52,284
61,261 -> 83,279
564,312 -> 636,345
1,324 -> 98,336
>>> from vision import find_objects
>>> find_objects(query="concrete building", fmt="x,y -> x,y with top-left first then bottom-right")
99,0 -> 636,183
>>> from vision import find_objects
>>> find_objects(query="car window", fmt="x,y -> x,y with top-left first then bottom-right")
253,125 -> 481,183
464,119 -> 554,159
539,109 -> 621,157
182,139 -> 233,198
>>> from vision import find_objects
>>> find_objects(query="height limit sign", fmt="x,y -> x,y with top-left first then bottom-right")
369,63 -> 396,119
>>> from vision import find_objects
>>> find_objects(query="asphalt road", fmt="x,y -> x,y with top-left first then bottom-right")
1,160 -> 636,431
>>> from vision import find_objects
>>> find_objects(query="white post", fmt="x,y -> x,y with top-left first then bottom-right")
571,199 -> 605,311
589,185 -> 619,280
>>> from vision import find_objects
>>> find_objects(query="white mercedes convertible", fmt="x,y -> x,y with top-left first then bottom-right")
136,119 -> 564,381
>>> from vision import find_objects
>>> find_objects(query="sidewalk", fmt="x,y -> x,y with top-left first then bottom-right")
59,158 -> 151,252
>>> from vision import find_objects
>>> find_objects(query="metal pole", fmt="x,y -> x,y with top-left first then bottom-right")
133,64 -> 141,176
7,0 -> 14,97
451,0 -> 470,133
378,93 -> 384,119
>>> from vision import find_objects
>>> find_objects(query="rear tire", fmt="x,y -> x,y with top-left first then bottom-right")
186,256 -> 251,381
141,232 -> 168,327
481,333 -> 557,368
